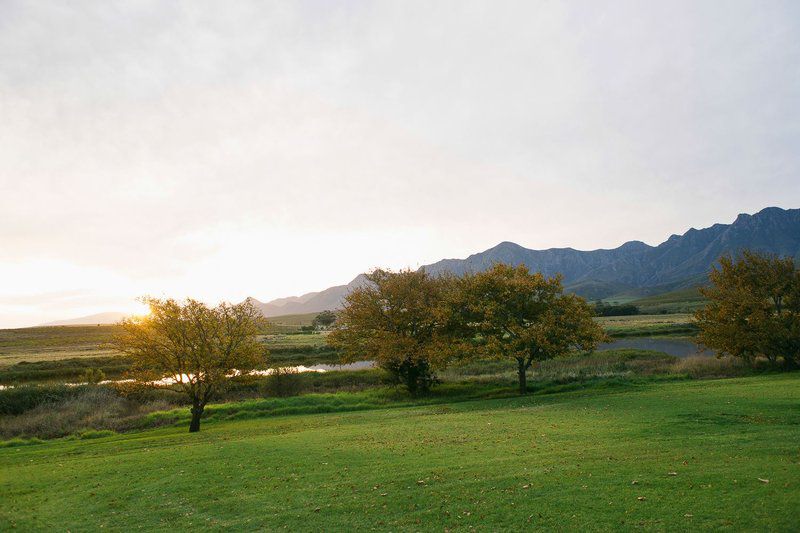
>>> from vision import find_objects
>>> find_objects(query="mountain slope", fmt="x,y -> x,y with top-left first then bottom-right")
41,312 -> 127,326
248,275 -> 368,317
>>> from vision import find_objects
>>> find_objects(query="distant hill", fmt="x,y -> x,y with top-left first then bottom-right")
250,206 -> 800,314
41,312 -> 127,326
247,275 -> 369,318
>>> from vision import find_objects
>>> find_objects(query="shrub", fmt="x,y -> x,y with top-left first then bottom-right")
84,368 -> 106,384
261,367 -> 304,398
0,384 -> 78,416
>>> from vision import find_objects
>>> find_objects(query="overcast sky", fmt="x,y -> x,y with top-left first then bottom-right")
1,0 -> 799,327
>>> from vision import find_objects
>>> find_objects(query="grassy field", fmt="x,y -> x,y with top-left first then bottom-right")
630,287 -> 707,314
264,312 -> 319,327
1,374 -> 798,530
596,313 -> 697,337
0,317 -> 324,364
0,325 -> 122,365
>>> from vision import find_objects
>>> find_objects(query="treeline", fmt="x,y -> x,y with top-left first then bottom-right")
329,264 -> 608,395
593,302 -> 640,316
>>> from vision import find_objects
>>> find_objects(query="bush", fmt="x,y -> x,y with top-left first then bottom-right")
0,384 -> 78,415
261,368 -> 304,398
0,357 -> 131,385
84,368 -> 106,384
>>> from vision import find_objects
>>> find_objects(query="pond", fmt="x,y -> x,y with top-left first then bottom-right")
599,337 -> 710,358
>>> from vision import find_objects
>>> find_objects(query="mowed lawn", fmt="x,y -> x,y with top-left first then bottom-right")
2,376 -> 799,531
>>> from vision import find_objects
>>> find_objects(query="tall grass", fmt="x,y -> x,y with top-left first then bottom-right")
0,387 -> 179,439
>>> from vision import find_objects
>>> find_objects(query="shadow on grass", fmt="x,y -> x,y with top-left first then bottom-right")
141,373 -> 689,431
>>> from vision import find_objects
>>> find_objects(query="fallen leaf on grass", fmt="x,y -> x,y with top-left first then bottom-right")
758,478 -> 769,484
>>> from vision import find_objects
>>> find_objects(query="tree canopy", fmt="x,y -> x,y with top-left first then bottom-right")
111,297 -> 267,432
328,269 -> 455,394
696,251 -> 800,368
312,310 -> 337,328
456,264 -> 607,394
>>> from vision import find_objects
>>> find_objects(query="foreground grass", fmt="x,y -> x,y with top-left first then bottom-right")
1,375 -> 798,531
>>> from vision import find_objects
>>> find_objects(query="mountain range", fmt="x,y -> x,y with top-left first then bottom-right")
42,207 -> 800,324
248,206 -> 800,316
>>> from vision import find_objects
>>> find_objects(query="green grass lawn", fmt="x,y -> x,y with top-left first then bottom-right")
2,375 -> 798,531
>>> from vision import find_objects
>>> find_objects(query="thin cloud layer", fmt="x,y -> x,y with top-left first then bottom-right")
1,1 -> 799,327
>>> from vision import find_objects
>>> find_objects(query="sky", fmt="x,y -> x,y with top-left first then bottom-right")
1,0 -> 799,328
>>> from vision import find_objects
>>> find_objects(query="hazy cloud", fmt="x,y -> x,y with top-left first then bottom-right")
2,0 -> 799,326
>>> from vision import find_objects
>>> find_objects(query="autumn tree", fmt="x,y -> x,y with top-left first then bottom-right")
112,297 -> 268,432
328,269 -> 455,395
696,251 -> 800,368
457,264 -> 607,394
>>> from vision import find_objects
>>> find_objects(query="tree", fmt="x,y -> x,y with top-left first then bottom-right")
112,297 -> 267,432
696,251 -> 800,368
312,310 -> 337,329
457,264 -> 607,394
328,269 -> 455,395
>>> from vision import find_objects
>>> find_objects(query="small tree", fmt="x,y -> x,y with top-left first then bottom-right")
83,368 -> 106,385
112,297 -> 267,432
458,264 -> 607,394
328,269 -> 454,395
312,310 -> 337,329
696,251 -> 800,368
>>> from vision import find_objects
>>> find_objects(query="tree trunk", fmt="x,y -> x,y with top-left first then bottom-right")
517,358 -> 527,395
189,405 -> 203,433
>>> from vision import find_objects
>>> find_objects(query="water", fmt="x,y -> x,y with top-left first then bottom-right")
598,337 -> 709,358
0,361 -> 378,390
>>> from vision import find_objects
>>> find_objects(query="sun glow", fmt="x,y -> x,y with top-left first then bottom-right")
130,301 -> 152,318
